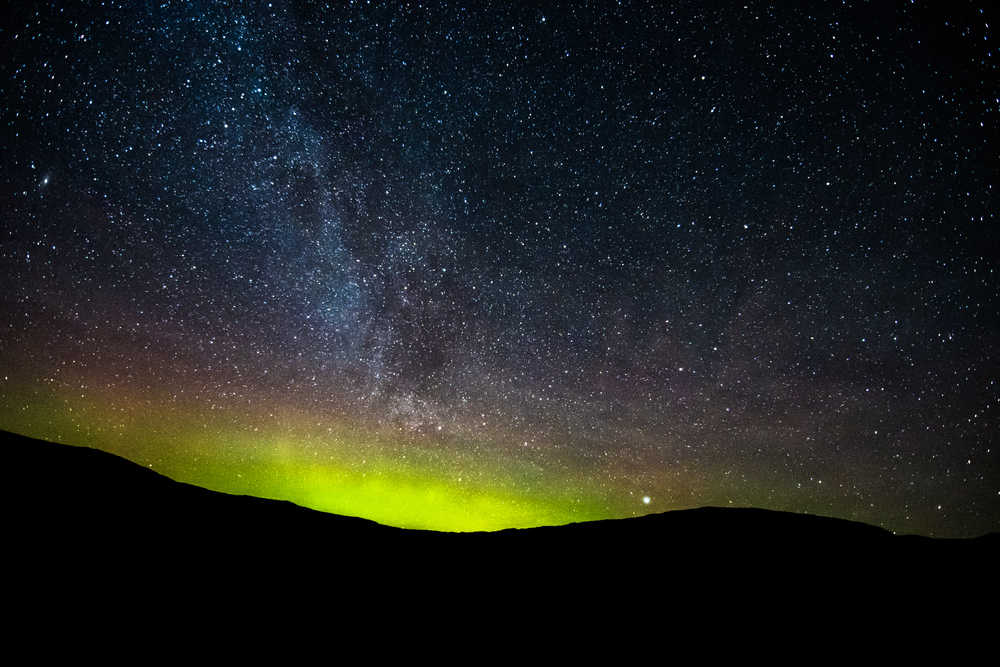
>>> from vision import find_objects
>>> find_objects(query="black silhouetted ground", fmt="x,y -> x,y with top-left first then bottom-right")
5,428 -> 995,646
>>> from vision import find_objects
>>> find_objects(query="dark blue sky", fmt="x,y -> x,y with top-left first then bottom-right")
2,1 -> 996,536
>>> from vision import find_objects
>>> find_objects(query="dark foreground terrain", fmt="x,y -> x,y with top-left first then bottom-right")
5,428 -> 995,642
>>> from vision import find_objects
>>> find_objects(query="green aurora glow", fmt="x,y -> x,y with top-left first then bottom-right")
1,379 -> 621,531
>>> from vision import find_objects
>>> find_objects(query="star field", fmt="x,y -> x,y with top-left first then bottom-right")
2,1 -> 996,536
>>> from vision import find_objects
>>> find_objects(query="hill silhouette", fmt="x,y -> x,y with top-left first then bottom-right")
5,428 -> 995,636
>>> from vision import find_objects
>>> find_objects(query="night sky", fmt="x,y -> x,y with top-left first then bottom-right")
2,1 -> 996,537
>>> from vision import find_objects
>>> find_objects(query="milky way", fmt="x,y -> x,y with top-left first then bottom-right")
2,2 -> 996,536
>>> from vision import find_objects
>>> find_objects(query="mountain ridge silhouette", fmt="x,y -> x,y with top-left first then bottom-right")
5,428 -> 995,601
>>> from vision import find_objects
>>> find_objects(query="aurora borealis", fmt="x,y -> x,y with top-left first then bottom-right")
2,1 -> 996,537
